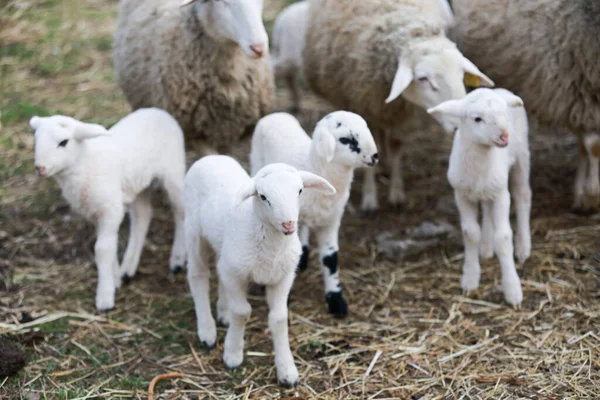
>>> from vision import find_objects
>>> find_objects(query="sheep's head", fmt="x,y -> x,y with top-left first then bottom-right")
427,88 -> 524,148
385,38 -> 494,133
237,164 -> 336,235
182,0 -> 268,58
313,111 -> 379,168
30,115 -> 110,177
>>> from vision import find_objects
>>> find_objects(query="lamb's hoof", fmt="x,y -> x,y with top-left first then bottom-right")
121,274 -> 133,285
277,363 -> 299,388
279,378 -> 298,388
460,272 -> 480,294
296,246 -> 310,272
515,239 -> 531,265
326,292 -> 348,318
224,353 -> 243,371
502,280 -> 523,307
217,317 -> 230,328
199,340 -> 216,351
388,192 -> 406,211
170,265 -> 184,275
96,292 -> 115,312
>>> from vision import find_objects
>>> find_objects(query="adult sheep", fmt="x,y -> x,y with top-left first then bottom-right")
114,0 -> 274,154
303,0 -> 493,213
451,0 -> 600,212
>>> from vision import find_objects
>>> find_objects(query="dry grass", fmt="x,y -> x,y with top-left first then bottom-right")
1,0 -> 600,399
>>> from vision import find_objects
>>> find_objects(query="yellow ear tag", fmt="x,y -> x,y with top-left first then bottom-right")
464,73 -> 481,88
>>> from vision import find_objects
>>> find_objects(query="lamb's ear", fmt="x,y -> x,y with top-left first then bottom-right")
313,124 -> 336,163
235,179 -> 257,208
503,93 -> 524,108
461,56 -> 495,87
427,98 -> 464,119
299,171 -> 336,196
73,121 -> 110,140
29,116 -> 41,130
385,57 -> 413,104
180,0 -> 197,6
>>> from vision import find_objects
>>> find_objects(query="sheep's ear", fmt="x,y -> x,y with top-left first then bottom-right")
235,179 -> 257,207
29,116 -> 41,130
299,171 -> 336,195
427,98 -> 464,119
180,0 -> 197,6
73,121 -> 110,141
438,0 -> 455,26
313,125 -> 336,163
385,57 -> 413,104
461,56 -> 495,88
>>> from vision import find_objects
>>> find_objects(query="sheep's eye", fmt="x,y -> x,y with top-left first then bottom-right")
260,194 -> 267,201
58,139 -> 69,147
417,76 -> 429,82
299,189 -> 302,195
474,117 -> 483,123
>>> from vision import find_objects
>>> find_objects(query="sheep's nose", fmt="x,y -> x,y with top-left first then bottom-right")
372,153 -> 379,164
500,130 -> 509,141
35,166 -> 47,177
282,221 -> 296,234
250,44 -> 266,57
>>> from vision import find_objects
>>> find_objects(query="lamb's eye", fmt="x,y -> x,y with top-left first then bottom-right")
339,138 -> 350,145
336,122 -> 342,128
474,117 -> 483,123
299,189 -> 302,195
260,194 -> 267,201
417,76 -> 429,82
58,139 -> 69,147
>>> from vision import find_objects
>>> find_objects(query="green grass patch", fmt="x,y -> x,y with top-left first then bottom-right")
1,101 -> 51,125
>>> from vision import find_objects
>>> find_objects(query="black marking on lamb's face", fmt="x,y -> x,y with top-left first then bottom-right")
339,136 -> 361,154
322,251 -> 338,274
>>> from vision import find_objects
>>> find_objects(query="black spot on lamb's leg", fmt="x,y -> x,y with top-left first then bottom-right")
326,292 -> 348,317
297,246 -> 310,272
171,265 -> 184,275
122,274 -> 133,285
322,251 -> 338,274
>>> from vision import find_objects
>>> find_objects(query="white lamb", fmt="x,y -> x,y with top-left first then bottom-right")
184,155 -> 335,387
428,88 -> 532,307
250,111 -> 378,317
271,1 -> 309,112
30,108 -> 186,312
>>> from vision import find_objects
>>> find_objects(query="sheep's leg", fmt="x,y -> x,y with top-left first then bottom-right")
266,272 -> 298,387
120,189 -> 153,282
582,132 -> 600,211
187,232 -> 216,349
361,128 -> 384,214
217,280 -> 230,327
222,276 -> 250,369
94,212 -> 124,311
315,222 -> 347,317
163,178 -> 187,273
296,225 -> 310,272
479,201 -> 494,259
387,137 -> 406,209
510,156 -> 532,264
455,192 -> 481,294
573,139 -> 588,211
492,190 -> 523,307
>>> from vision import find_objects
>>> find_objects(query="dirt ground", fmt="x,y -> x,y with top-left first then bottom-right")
1,0 -> 599,399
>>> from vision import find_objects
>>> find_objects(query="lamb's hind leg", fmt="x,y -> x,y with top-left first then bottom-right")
316,222 -> 347,317
163,175 -> 187,273
480,201 -> 494,259
510,155 -> 532,264
95,211 -> 124,311
296,225 -> 310,272
120,189 -> 153,282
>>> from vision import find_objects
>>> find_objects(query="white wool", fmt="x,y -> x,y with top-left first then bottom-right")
428,88 -> 532,307
30,108 -> 186,311
249,111 -> 378,317
184,155 -> 334,386
271,1 -> 309,111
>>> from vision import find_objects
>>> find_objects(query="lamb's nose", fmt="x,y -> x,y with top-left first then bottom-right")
250,44 -> 266,57
35,166 -> 47,176
500,130 -> 509,141
282,221 -> 296,234
372,153 -> 379,164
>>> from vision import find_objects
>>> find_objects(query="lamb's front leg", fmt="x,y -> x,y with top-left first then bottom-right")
492,190 -> 523,307
121,189 -> 153,281
94,214 -> 123,311
316,222 -> 347,317
266,272 -> 298,387
296,225 -> 310,272
222,275 -> 250,369
454,192 -> 481,294
480,201 -> 494,259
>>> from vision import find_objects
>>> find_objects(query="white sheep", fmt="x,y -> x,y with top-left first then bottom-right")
30,108 -> 186,311
250,111 -> 378,317
113,0 -> 274,155
271,1 -> 309,113
427,88 -> 531,307
303,0 -> 493,213
184,155 -> 335,386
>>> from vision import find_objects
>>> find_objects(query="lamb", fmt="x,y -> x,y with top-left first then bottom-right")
303,0 -> 493,213
113,0 -> 274,154
271,1 -> 309,113
30,108 -> 187,311
250,111 -> 378,317
451,0 -> 600,212
427,88 -> 531,307
184,155 -> 335,386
